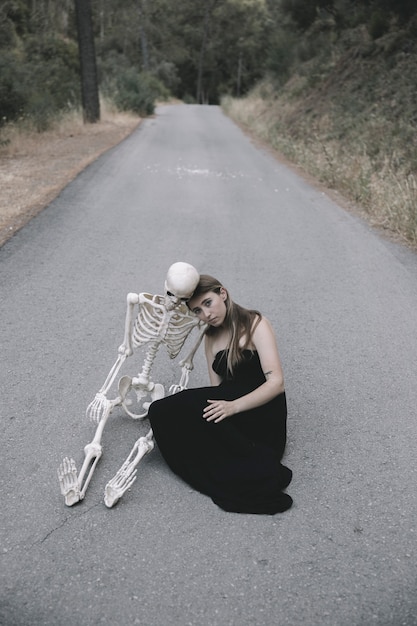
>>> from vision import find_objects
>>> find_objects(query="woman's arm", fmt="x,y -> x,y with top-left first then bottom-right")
203,317 -> 284,423
204,334 -> 222,386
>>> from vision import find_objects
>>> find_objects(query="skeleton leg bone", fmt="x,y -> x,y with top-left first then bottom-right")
86,353 -> 128,423
57,407 -> 111,506
104,428 -> 155,508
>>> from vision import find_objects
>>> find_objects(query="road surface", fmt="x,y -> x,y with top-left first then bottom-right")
1,104 -> 417,626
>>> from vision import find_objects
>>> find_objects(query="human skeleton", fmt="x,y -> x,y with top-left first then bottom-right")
57,262 -> 205,508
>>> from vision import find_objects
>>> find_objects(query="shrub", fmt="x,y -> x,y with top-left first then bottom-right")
368,10 -> 390,39
152,61 -> 180,94
98,50 -> 132,97
112,69 -> 169,116
0,52 -> 26,126
266,29 -> 298,82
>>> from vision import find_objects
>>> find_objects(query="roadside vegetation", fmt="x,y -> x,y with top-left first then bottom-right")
0,0 -> 416,246
0,98 -> 138,158
222,1 -> 417,247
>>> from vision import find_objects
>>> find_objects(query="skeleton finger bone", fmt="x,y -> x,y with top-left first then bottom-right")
58,406 -> 110,505
58,263 -> 204,508
170,366 -> 191,394
86,392 -> 113,424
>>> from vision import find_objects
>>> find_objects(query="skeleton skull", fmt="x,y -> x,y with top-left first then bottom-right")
164,262 -> 199,309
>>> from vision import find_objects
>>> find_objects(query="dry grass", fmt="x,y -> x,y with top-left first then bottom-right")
223,88 -> 417,248
0,101 -> 138,157
0,102 -> 140,246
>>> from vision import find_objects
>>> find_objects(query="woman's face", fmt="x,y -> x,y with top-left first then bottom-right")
188,288 -> 227,327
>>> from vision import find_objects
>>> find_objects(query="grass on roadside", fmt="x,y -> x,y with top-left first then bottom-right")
222,70 -> 417,248
222,89 -> 417,247
0,100 -> 140,158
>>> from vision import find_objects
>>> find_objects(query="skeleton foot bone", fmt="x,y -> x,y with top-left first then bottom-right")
57,457 -> 81,506
58,262 -> 203,507
104,432 -> 155,508
103,464 -> 138,508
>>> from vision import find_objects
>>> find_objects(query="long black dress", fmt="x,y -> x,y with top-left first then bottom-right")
148,350 -> 293,514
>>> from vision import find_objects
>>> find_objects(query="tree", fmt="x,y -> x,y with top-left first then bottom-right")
138,0 -> 150,71
196,0 -> 219,103
74,0 -> 100,123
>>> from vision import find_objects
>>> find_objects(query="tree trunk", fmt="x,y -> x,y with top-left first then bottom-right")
138,0 -> 150,72
196,2 -> 209,104
74,0 -> 100,123
196,0 -> 219,104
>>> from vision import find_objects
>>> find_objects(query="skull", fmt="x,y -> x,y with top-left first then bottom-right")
164,262 -> 199,309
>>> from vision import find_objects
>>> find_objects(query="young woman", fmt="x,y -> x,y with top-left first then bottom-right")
147,275 -> 292,514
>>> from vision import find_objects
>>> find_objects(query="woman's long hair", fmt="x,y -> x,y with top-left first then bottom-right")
190,274 -> 262,374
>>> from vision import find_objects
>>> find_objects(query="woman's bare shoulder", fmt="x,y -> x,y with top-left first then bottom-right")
252,315 -> 278,344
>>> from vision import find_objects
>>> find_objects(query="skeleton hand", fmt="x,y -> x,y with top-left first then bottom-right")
170,365 -> 191,395
86,392 -> 112,424
169,383 -> 185,394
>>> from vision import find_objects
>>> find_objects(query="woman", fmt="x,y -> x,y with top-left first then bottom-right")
147,275 -> 292,514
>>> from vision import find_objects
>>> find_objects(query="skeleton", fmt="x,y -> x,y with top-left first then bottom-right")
57,262 -> 206,508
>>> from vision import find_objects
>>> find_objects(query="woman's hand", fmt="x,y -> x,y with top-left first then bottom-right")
203,399 -> 236,423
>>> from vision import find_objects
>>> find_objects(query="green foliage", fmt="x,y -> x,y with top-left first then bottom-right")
280,0 -> 335,31
0,9 -> 80,130
367,9 -> 390,39
0,52 -> 26,126
152,61 -> 180,94
0,0 -> 30,46
376,0 -> 415,21
111,69 -> 169,116
20,35 -> 80,129
280,0 -> 319,30
1,0 -> 416,128
266,29 -> 298,82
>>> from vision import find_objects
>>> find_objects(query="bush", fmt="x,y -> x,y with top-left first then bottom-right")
152,61 -> 180,94
22,35 -> 80,109
266,29 -> 298,82
368,10 -> 390,39
0,35 -> 81,130
0,52 -> 26,126
112,69 -> 169,116
98,50 -> 132,96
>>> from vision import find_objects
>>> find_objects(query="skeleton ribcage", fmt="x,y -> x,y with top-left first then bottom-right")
131,296 -> 199,359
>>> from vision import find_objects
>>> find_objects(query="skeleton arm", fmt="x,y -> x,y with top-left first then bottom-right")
170,324 -> 207,393
119,293 -> 140,356
86,293 -> 140,423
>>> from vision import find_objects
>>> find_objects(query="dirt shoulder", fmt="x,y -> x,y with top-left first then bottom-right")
0,114 -> 141,247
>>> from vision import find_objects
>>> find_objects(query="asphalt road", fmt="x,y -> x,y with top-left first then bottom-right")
1,104 -> 417,626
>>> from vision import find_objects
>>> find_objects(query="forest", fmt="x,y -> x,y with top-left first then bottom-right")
0,0 -> 415,125
1,0 -> 416,244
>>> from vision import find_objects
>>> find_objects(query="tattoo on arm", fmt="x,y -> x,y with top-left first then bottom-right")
264,370 -> 273,379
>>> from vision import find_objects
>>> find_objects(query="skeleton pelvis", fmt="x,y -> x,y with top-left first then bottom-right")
120,376 -> 165,419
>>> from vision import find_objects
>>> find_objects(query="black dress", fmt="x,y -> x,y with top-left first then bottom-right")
148,350 -> 292,514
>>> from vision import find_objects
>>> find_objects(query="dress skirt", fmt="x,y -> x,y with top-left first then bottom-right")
147,350 -> 292,514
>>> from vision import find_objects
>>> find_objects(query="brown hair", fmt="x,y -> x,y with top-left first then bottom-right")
190,274 -> 261,374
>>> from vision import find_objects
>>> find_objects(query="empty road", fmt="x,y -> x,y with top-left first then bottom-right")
1,104 -> 417,626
